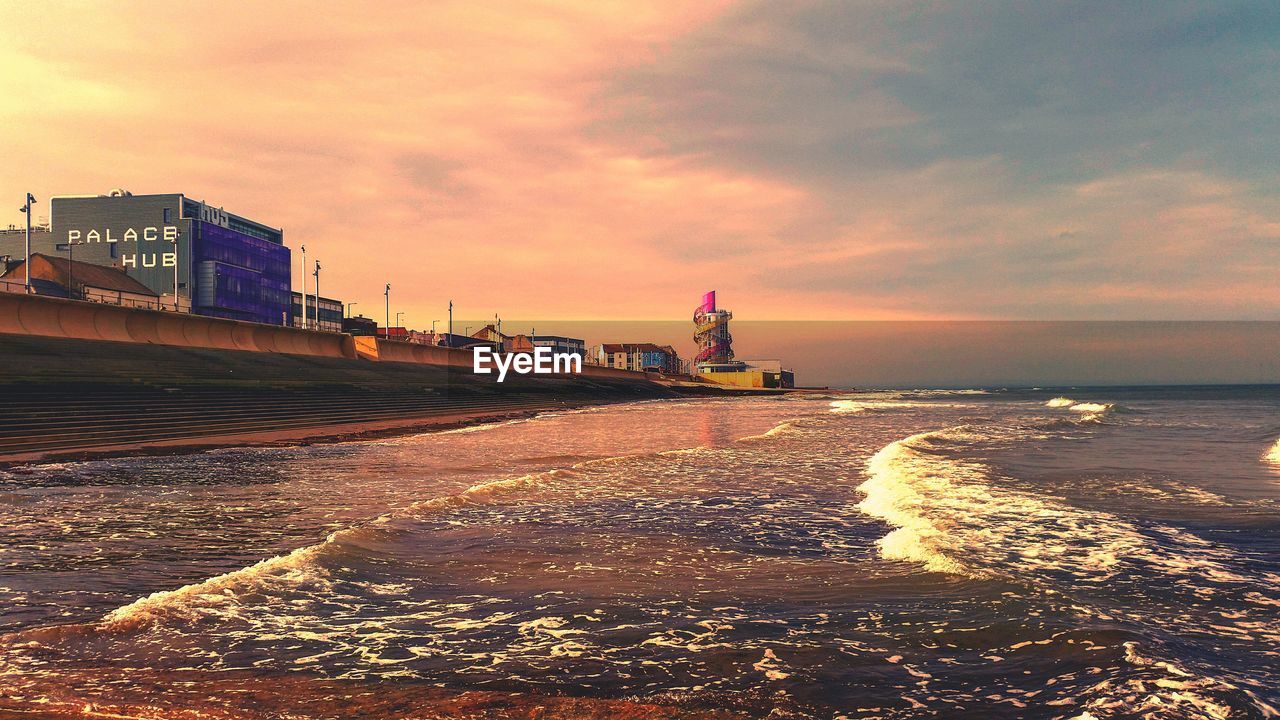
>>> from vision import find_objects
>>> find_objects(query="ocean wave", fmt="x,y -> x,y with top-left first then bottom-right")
15,457 -> 641,640
1045,397 -> 1130,419
829,400 -> 926,414
1071,642 -> 1279,720
856,425 -> 1278,595
856,431 -> 974,576
737,421 -> 798,441
1263,438 -> 1280,467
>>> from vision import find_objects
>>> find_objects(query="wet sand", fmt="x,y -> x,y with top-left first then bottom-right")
0,669 -> 747,720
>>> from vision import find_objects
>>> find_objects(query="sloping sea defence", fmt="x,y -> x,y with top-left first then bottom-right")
0,293 -> 689,465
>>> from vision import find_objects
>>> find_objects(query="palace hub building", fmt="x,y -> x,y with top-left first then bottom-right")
2,190 -> 292,325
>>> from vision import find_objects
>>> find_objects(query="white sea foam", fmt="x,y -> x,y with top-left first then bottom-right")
830,400 -> 924,414
1072,642 -> 1279,720
737,421 -> 798,441
857,425 -> 1279,603
93,459 -> 611,633
1263,438 -> 1280,467
1045,397 -> 1122,419
1068,402 -> 1111,414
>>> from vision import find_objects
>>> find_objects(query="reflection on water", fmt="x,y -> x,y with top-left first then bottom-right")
2,389 -> 1279,718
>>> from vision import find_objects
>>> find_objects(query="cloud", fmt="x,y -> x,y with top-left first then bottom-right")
0,1 -> 1276,322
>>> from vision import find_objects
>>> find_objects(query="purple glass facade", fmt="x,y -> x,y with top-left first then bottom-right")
192,221 -> 291,325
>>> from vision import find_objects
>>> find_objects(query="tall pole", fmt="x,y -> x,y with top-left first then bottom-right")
19,193 -> 35,293
170,233 -> 179,311
313,260 -> 321,330
67,240 -> 74,300
432,319 -> 439,336
384,283 -> 390,334
448,300 -> 453,340
300,244 -> 307,329
346,301 -> 357,318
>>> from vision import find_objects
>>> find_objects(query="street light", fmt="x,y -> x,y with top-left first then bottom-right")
300,245 -> 307,329
395,311 -> 405,329
313,260 -> 321,330
66,239 -> 84,301
346,301 -> 357,318
431,319 -> 439,335
19,193 -> 35,293
169,232 -> 180,311
384,283 -> 390,334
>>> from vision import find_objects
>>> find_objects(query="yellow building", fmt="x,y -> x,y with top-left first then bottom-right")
699,359 -> 794,388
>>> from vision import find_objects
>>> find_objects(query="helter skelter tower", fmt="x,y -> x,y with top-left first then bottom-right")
693,290 -> 737,369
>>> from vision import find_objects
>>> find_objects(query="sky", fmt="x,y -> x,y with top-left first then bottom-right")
1,1 -> 1278,324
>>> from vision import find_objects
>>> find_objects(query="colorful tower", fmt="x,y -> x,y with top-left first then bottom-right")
693,290 -> 735,368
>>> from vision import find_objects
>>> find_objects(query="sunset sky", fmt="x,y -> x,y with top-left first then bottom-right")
1,1 -> 1277,322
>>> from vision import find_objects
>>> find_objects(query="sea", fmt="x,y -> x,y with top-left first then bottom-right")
1,387 -> 1278,719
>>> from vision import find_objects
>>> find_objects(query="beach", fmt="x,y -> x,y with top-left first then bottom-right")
2,390 -> 1278,719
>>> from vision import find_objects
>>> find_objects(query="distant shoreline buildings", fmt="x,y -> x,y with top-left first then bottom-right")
2,189 -> 793,386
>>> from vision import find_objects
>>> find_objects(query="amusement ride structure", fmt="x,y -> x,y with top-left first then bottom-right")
693,290 -> 737,369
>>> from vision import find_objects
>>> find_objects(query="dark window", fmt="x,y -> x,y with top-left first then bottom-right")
163,208 -> 173,223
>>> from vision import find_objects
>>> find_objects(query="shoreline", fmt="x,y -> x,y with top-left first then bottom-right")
0,380 -> 824,470
0,668 -> 750,719
0,399 -> 617,470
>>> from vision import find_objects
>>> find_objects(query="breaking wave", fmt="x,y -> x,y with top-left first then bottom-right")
856,424 -> 1279,592
1264,438 -> 1280,467
11,457 -> 642,641
830,399 -> 926,414
737,421 -> 799,441
856,422 -> 1280,717
1045,397 -> 1128,417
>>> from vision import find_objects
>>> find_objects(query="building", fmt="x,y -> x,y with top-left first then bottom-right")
591,343 -> 682,374
437,332 -> 497,350
699,359 -> 795,388
693,290 -> 734,368
0,190 -> 291,325
291,291 -> 344,333
470,324 -> 508,344
691,290 -> 795,388
531,335 -> 585,357
342,315 -> 378,336
1,253 -> 167,309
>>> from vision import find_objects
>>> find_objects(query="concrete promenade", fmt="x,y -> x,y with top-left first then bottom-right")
0,294 -> 677,465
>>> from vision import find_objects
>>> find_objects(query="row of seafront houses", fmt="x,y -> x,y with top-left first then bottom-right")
0,189 -> 695,377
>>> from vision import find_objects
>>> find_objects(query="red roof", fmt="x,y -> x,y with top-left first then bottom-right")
2,254 -> 157,296
602,343 -> 677,355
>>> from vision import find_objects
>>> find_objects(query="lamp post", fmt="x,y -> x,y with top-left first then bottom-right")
448,300 -> 453,340
300,245 -> 307,329
170,232 -> 180,311
346,301 -> 357,318
67,239 -> 78,300
396,311 -> 404,328
19,193 -> 35,293
431,319 -> 439,343
313,260 -> 321,330
384,283 -> 390,335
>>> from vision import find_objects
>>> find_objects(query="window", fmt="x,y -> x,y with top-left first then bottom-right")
163,208 -> 173,223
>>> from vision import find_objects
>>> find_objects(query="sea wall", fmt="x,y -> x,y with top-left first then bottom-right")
0,292 -> 356,359
0,331 -> 676,464
0,293 -> 653,381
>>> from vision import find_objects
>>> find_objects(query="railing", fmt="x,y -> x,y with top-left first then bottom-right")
0,279 -> 190,312
80,288 -> 191,313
